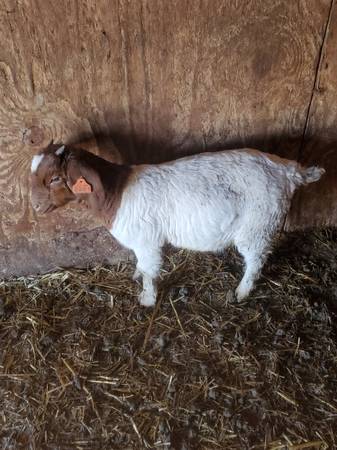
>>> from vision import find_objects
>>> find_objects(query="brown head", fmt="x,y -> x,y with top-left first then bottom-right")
30,141 -> 133,224
30,142 -> 76,213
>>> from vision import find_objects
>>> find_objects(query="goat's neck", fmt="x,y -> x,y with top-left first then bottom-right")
66,148 -> 133,227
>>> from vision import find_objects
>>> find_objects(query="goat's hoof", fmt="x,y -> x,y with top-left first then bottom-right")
139,292 -> 156,307
235,287 -> 249,303
132,269 -> 141,281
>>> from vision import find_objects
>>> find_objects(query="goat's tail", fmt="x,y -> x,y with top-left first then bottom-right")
293,164 -> 326,186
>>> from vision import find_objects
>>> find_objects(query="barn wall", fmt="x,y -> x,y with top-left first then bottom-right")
0,0 -> 335,276
288,0 -> 337,229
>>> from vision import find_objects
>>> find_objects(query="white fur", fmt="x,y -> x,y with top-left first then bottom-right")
55,145 -> 65,156
31,154 -> 44,173
110,149 -> 324,306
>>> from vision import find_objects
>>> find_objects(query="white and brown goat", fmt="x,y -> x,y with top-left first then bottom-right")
30,142 -> 325,306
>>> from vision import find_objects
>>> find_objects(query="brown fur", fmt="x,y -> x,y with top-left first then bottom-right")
31,143 -> 133,226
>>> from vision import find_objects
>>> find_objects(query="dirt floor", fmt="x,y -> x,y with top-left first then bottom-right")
0,229 -> 337,450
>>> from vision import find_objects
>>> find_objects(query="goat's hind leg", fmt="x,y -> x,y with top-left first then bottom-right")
133,247 -> 162,307
235,238 -> 272,302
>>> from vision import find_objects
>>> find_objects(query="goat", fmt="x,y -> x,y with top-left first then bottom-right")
30,142 -> 325,306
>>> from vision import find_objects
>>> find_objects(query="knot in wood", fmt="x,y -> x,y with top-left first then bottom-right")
23,126 -> 45,146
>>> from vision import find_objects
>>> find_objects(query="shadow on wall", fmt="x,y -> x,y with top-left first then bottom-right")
71,128 -> 305,165
67,128 -> 336,230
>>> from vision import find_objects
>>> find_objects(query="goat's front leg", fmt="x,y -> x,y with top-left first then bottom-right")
132,268 -> 141,281
133,247 -> 162,307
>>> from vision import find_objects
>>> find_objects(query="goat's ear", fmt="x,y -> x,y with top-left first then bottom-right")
67,159 -> 105,209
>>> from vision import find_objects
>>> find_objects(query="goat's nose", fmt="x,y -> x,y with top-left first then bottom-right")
34,203 -> 40,211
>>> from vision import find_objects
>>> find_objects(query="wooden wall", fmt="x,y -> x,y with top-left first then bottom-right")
0,0 -> 336,276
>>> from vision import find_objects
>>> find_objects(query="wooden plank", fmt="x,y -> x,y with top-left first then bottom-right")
129,0 -> 330,162
287,0 -> 337,230
0,0 -> 331,275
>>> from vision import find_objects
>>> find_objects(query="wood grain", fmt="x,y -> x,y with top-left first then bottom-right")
129,0 -> 330,162
0,0 -> 333,275
287,0 -> 337,229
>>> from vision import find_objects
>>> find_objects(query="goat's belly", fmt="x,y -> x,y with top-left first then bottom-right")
167,228 -> 232,252
165,207 -> 237,252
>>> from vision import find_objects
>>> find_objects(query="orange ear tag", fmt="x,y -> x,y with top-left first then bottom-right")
72,177 -> 92,194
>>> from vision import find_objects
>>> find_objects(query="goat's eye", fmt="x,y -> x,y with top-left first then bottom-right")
50,176 -> 62,185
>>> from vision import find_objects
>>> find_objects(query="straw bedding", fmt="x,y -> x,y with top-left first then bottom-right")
1,229 -> 337,449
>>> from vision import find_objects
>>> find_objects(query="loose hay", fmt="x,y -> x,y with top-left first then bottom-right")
0,229 -> 337,449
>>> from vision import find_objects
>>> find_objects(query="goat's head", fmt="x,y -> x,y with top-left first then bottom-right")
30,142 -> 78,214
30,141 -> 124,217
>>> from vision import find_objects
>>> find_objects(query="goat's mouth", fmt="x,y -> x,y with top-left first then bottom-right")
41,204 -> 57,214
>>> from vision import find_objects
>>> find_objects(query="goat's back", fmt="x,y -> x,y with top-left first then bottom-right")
111,149 -> 302,251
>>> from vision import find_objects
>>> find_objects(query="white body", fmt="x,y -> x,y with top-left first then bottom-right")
110,149 -> 320,306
